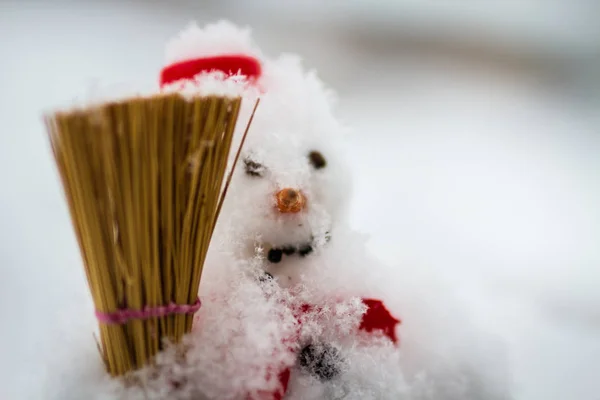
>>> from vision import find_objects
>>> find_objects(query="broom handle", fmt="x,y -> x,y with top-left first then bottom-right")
211,97 -> 260,237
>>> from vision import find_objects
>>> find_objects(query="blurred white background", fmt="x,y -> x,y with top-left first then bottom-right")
1,1 -> 599,399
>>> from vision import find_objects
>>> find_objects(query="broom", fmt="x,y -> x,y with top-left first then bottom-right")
44,91 -> 259,377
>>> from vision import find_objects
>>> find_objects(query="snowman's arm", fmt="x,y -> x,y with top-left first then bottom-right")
359,298 -> 401,345
296,298 -> 401,344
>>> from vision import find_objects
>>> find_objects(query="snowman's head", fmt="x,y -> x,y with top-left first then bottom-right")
216,54 -> 353,265
161,20 -> 353,271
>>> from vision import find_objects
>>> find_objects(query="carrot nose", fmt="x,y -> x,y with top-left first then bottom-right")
275,188 -> 306,213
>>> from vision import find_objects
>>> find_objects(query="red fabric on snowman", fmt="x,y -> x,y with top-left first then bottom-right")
160,54 -> 262,87
270,298 -> 400,400
159,55 -> 401,399
247,298 -> 400,400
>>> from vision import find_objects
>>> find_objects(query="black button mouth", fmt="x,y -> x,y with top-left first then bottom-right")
267,242 -> 312,263
267,248 -> 283,263
298,244 -> 313,256
265,231 -> 330,263
282,246 -> 296,255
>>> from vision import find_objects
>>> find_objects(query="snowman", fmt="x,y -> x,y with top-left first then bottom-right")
155,20 -> 406,400
138,20 -> 509,400
40,20 -> 510,400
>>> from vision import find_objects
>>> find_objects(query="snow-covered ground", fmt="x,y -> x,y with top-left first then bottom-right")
1,1 -> 599,399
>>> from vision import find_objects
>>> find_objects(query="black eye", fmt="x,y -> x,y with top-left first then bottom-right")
308,151 -> 326,169
244,158 -> 265,177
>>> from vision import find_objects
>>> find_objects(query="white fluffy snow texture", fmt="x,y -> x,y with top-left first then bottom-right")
3,3 -> 599,399
160,71 -> 259,100
165,20 -> 264,64
42,71 -> 255,118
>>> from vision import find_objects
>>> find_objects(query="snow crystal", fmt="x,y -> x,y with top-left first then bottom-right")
159,71 -> 259,100
42,74 -> 250,120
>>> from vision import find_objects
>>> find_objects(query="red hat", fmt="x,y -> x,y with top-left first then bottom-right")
159,21 -> 265,90
160,54 -> 262,88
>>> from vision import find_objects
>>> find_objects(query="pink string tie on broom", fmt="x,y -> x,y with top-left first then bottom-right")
95,298 -> 202,325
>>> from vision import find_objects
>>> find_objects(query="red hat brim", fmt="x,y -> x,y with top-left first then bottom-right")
160,54 -> 262,87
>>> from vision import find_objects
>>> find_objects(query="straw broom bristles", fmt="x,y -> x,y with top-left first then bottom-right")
44,92 -> 253,377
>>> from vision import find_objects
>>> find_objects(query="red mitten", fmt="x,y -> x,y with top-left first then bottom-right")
359,298 -> 401,344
